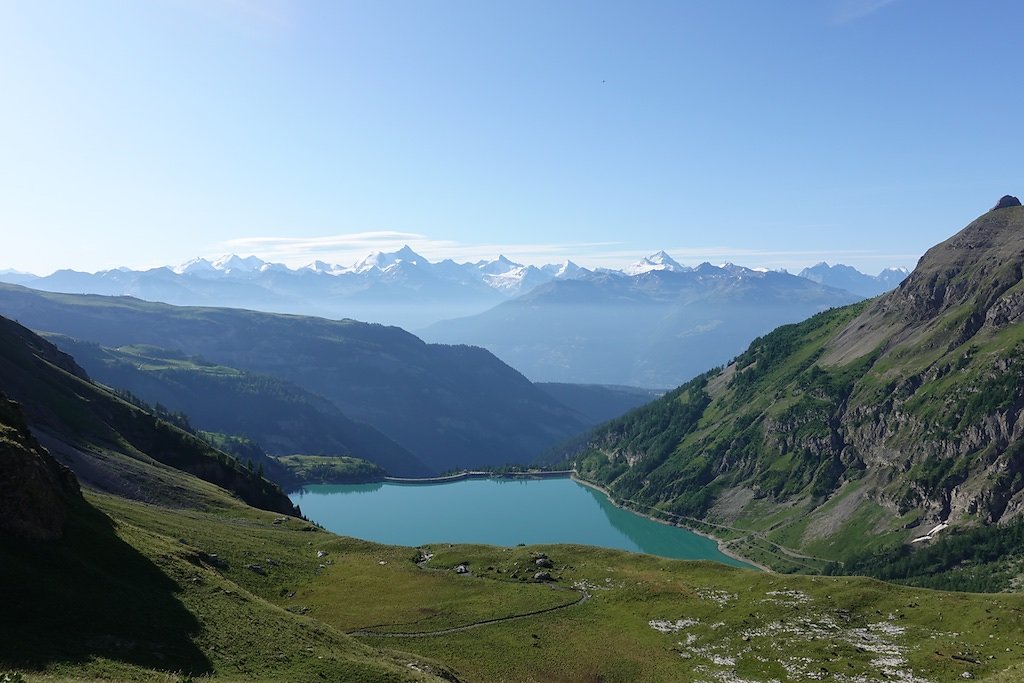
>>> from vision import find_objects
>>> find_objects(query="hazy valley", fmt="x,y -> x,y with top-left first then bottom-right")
3,199 -> 1024,683
4,4 -> 1023,680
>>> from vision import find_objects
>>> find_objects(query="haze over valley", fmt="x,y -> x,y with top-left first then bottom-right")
3,2 -> 1024,682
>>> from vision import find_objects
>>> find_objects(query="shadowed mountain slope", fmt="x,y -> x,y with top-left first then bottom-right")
0,289 -> 588,473
0,393 -> 81,540
46,337 -> 429,477
535,383 -> 662,425
0,315 -> 296,515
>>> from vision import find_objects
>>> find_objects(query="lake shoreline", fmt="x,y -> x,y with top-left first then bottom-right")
570,475 -> 768,572
285,470 -> 573,493
296,474 -> 761,569
383,470 -> 574,484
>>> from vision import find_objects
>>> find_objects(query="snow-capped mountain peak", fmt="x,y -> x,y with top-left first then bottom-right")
352,245 -> 427,273
622,250 -> 687,275
541,260 -> 588,279
173,257 -> 216,275
211,254 -> 268,273
303,260 -> 342,274
476,255 -> 525,275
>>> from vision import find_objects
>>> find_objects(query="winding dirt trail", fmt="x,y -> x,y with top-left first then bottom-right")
347,587 -> 590,638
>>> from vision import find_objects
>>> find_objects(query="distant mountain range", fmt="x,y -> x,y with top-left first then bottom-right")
422,264 -> 868,387
0,248 -> 908,329
797,262 -> 910,298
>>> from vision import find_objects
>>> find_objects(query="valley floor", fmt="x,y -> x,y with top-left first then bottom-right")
4,491 -> 1024,683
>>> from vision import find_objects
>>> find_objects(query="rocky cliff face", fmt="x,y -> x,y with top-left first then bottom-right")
0,394 -> 81,540
572,200 -> 1024,561
823,204 -> 1024,524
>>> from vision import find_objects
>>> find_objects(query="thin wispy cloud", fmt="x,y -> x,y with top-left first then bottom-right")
213,232 -> 919,274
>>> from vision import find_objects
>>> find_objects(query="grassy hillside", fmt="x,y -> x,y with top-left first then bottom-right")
197,432 -> 387,488
3,299 -> 1024,681
48,337 -> 428,477
4,484 -> 1024,682
272,454 -> 386,485
0,286 -> 588,473
570,205 -> 1024,575
0,316 -> 295,515
0,490 -> 456,682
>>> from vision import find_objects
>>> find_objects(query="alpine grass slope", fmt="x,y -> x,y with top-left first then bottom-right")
571,200 -> 1024,577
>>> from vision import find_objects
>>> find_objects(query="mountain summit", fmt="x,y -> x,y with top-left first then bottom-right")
622,250 -> 688,275
828,197 -> 1024,361
992,194 -> 1021,210
352,245 -> 427,273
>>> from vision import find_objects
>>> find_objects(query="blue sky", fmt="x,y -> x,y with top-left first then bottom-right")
2,0 -> 1021,275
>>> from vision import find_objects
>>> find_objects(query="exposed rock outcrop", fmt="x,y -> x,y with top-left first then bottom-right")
0,395 -> 81,539
991,194 -> 1021,210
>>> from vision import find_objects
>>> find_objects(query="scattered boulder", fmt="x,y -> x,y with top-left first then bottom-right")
991,195 -> 1021,210
246,563 -> 267,576
455,564 -> 469,574
533,571 -> 553,582
535,558 -> 554,568
316,550 -> 328,558
198,551 -> 228,569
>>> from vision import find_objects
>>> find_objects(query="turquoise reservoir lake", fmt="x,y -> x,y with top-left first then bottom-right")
292,477 -> 752,568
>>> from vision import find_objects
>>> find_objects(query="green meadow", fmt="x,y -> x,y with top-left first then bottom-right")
5,486 -> 1023,683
